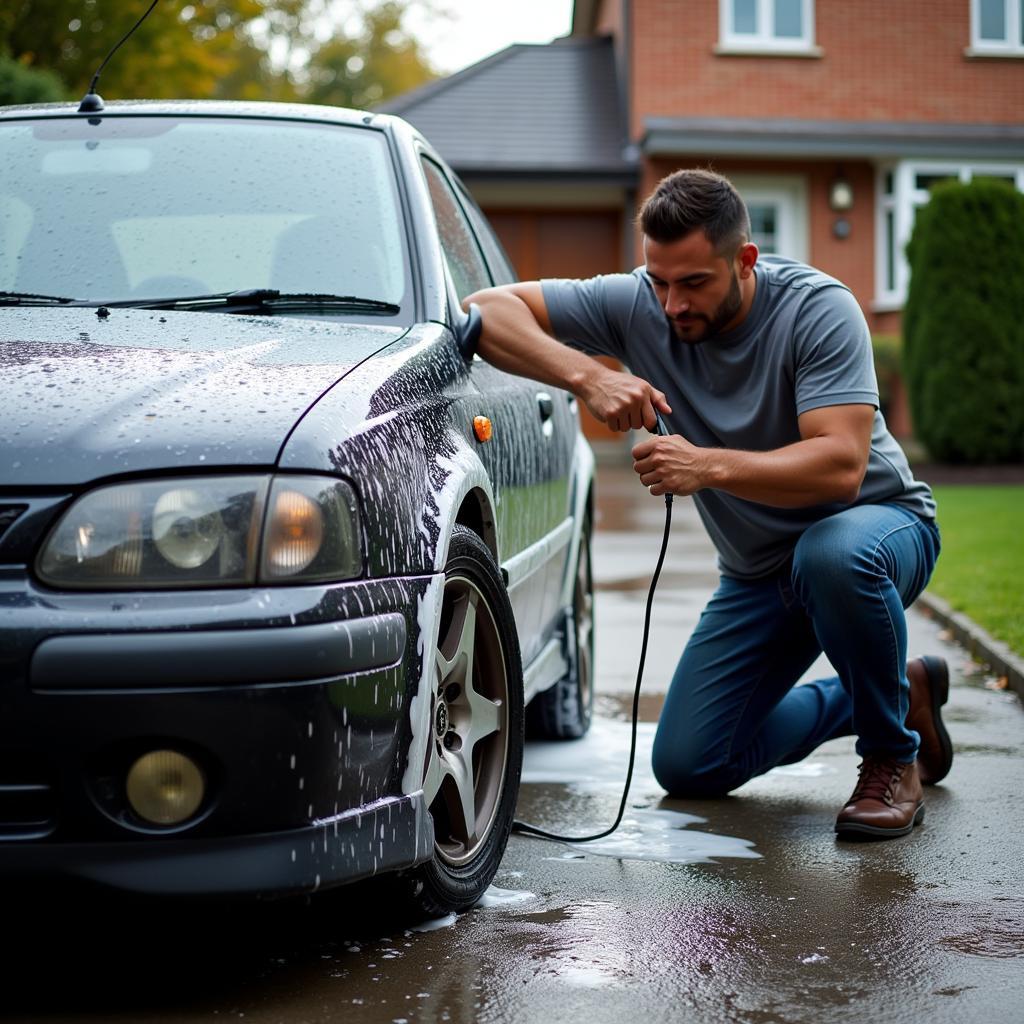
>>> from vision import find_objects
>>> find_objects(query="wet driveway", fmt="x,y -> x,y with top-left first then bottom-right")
4,461 -> 1023,1023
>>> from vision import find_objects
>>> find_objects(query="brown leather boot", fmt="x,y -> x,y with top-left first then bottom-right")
835,757 -> 924,839
906,656 -> 953,785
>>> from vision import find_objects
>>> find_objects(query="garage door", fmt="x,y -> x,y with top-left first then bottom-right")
482,209 -> 624,442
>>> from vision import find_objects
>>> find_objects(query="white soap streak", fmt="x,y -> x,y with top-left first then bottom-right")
310,795 -> 399,830
401,575 -> 444,798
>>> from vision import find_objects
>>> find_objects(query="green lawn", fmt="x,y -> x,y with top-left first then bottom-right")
928,486 -> 1024,656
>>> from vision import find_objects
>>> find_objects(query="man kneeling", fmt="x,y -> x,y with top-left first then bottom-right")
467,168 -> 953,839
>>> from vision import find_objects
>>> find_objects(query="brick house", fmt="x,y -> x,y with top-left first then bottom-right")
383,1 -> 1024,438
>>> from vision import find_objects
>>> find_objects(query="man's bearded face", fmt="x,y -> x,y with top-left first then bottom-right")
667,267 -> 743,344
644,230 -> 751,346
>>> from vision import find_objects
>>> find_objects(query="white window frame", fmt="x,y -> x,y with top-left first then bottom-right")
968,0 -> 1024,56
729,174 -> 809,262
718,0 -> 818,55
874,159 -> 1024,310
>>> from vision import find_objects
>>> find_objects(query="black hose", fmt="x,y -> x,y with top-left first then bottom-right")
511,491 -> 673,843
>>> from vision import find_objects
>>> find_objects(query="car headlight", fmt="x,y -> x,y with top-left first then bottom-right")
261,476 -> 361,582
37,475 -> 362,589
152,487 -> 226,569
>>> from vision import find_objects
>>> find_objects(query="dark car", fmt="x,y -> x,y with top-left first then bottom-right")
0,100 -> 595,914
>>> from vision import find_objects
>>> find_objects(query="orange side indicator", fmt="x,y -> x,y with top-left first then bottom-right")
473,415 -> 493,443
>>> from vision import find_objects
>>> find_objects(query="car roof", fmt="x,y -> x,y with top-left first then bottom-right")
0,98 -> 406,133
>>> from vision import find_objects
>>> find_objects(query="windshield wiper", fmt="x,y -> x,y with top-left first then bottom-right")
0,290 -> 76,306
102,289 -> 401,315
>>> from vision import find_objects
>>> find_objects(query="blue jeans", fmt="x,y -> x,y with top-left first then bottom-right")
651,504 -> 941,797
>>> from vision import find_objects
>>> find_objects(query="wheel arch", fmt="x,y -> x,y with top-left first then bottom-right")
454,486 -> 498,565
427,436 -> 500,574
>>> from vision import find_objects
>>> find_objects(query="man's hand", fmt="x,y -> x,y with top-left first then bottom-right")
580,365 -> 672,433
631,404 -> 875,507
631,434 -> 710,496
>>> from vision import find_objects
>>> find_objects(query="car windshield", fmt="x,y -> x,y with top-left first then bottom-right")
0,115 -> 411,316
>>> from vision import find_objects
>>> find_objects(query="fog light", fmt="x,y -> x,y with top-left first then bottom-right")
126,750 -> 205,826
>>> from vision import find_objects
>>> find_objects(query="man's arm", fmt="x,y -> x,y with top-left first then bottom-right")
465,283 -> 671,433
631,404 -> 874,508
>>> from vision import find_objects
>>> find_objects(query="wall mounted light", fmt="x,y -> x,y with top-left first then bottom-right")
829,168 -> 854,239
829,171 -> 854,212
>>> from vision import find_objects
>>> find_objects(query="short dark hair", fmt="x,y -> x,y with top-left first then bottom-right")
638,169 -> 750,256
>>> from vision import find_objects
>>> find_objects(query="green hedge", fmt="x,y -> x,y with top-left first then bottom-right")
903,179 -> 1024,463
872,333 -> 901,419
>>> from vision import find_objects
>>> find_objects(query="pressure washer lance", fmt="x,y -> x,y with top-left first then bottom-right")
511,410 -> 674,843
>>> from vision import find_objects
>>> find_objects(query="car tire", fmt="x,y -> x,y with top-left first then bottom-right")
407,525 -> 524,917
526,510 -> 594,740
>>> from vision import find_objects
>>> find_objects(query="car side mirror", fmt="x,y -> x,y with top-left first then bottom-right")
455,303 -> 483,361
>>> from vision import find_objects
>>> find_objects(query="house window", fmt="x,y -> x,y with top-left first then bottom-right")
874,160 -> 1024,308
970,0 -> 1024,54
731,175 -> 809,262
719,0 -> 816,53
747,204 -> 779,253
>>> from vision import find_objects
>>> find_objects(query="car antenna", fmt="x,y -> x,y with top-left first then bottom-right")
78,0 -> 161,113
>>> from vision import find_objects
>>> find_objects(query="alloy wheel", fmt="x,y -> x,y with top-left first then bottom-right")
575,530 -> 594,713
422,575 -> 509,867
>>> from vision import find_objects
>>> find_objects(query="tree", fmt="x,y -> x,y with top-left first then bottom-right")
0,52 -> 65,104
1,1 -> 272,101
303,1 -> 438,109
903,179 -> 1024,463
0,0 -> 436,106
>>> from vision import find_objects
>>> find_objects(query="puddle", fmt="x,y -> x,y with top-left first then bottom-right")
402,887 -> 534,936
518,900 -> 636,985
520,718 -> 759,865
799,951 -> 830,964
937,898 -> 1024,959
567,807 -> 761,865
506,907 -> 574,926
553,964 -> 614,987
939,927 -> 1024,959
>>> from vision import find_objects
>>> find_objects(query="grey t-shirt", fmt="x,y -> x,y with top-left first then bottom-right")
543,255 -> 935,580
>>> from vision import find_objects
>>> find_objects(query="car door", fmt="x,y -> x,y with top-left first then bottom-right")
419,156 -> 576,667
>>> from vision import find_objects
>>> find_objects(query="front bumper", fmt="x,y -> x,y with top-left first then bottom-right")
0,571 -> 438,896
0,793 -> 432,896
